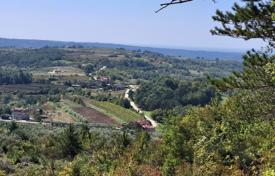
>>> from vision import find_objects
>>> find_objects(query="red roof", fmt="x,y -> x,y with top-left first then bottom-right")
137,119 -> 153,129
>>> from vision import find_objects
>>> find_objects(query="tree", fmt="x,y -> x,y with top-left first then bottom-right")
265,62 -> 275,82
158,1 -> 274,47
84,64 -> 94,76
8,121 -> 18,133
59,125 -> 82,159
209,51 -> 274,91
208,0 -> 275,120
158,0 -> 274,175
0,68 -> 32,85
211,0 -> 275,47
132,132 -> 151,164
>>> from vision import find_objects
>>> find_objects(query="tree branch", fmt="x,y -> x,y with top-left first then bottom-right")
155,0 -> 193,13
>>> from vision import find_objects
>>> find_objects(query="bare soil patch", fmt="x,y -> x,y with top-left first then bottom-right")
73,107 -> 117,124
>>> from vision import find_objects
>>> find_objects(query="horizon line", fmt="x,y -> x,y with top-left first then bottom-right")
0,36 -> 246,53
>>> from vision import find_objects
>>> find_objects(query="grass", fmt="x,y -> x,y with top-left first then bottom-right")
63,99 -> 117,125
45,101 -> 77,123
31,66 -> 85,76
143,111 -> 152,118
47,98 -> 142,125
86,100 -> 143,123
45,101 -> 84,123
59,100 -> 88,123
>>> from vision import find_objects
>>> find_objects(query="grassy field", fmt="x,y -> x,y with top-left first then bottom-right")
143,111 -> 153,118
31,66 -> 89,83
85,99 -> 143,123
31,66 -> 85,76
43,102 -> 76,123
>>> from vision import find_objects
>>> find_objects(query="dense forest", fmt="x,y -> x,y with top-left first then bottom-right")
0,48 -> 64,68
0,68 -> 32,85
135,78 -> 214,111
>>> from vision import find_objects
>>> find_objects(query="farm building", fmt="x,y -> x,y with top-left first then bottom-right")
72,84 -> 81,88
0,114 -> 11,120
99,76 -> 110,83
11,108 -> 30,120
48,69 -> 62,75
122,119 -> 154,130
137,119 -> 153,129
114,83 -> 125,90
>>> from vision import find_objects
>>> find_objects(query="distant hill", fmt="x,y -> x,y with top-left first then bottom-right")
0,37 -> 243,60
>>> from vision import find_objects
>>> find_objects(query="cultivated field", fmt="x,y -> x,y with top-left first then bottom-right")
73,107 -> 116,124
86,100 -> 143,123
0,84 -> 52,94
62,99 -> 118,125
43,102 -> 76,123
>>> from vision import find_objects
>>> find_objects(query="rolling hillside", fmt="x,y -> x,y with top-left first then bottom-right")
0,37 -> 243,60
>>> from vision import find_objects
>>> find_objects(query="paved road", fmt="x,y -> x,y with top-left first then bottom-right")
125,86 -> 158,128
0,119 -> 50,125
0,119 -> 117,129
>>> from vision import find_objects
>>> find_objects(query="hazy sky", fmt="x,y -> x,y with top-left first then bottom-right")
0,0 -> 265,51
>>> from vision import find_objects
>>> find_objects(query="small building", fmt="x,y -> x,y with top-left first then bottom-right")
0,114 -> 11,120
114,83 -> 125,91
99,76 -> 110,83
48,69 -> 62,75
11,108 -> 30,120
137,119 -> 153,129
72,84 -> 81,88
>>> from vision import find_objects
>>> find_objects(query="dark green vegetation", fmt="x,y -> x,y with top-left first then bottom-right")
135,78 -> 214,111
0,54 -> 274,174
0,122 -> 129,176
0,47 -> 240,124
0,68 -> 32,85
0,47 -> 241,80
0,48 -> 64,68
0,45 -> 241,125
0,0 -> 274,175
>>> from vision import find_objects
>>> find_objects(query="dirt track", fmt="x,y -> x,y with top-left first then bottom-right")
125,86 -> 158,128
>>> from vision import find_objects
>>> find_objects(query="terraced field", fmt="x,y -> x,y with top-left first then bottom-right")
85,99 -> 143,123
0,84 -> 65,94
61,99 -> 117,124
43,102 -> 76,123
73,107 -> 116,124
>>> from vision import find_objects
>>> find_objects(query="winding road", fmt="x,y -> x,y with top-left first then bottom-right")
1,84 -> 158,128
125,85 -> 158,128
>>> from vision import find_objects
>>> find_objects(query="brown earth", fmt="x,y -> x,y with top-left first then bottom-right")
73,107 -> 117,124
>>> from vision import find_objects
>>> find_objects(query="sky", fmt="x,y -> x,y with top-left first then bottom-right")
0,0 -> 265,52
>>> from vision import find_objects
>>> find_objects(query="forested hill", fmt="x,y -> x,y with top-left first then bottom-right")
0,37 -> 243,60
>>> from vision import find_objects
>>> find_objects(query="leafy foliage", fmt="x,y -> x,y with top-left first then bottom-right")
135,77 -> 215,111
58,125 -> 82,159
210,51 -> 274,91
211,0 -> 275,47
0,68 -> 32,85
